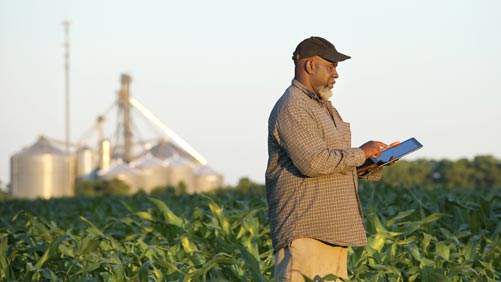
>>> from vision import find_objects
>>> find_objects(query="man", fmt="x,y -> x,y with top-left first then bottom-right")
265,36 -> 396,281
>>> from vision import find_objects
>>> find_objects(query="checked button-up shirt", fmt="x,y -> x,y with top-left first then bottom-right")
266,80 -> 381,252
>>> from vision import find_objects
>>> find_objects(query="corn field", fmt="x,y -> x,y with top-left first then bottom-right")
0,184 -> 500,281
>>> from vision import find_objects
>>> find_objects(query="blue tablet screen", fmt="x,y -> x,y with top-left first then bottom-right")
370,137 -> 423,165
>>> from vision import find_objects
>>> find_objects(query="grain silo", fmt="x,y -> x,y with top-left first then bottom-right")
131,153 -> 168,193
194,165 -> 224,193
99,139 -> 111,171
97,159 -> 141,194
10,136 -> 75,199
75,146 -> 97,179
165,155 -> 195,193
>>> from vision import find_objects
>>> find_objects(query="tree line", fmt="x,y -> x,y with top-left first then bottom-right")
374,155 -> 501,189
1,155 -> 500,200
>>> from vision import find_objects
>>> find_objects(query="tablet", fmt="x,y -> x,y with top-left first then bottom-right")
370,137 -> 423,166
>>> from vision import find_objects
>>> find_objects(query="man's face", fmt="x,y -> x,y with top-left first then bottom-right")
308,57 -> 339,100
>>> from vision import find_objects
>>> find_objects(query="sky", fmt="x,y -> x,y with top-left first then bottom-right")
1,0 -> 500,187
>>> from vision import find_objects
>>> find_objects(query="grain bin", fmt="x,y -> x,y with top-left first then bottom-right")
194,165 -> 224,193
97,159 -> 141,194
131,153 -> 168,193
99,139 -> 111,170
10,136 -> 75,199
165,155 -> 195,193
75,146 -> 97,179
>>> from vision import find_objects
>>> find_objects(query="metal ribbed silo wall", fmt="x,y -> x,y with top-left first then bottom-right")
166,166 -> 194,194
137,166 -> 169,193
194,174 -> 224,193
10,153 -> 75,199
76,148 -> 97,179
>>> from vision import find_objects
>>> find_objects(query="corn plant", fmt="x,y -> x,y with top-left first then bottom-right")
0,185 -> 499,281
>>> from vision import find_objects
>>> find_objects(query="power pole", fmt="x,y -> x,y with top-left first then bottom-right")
63,20 -> 71,152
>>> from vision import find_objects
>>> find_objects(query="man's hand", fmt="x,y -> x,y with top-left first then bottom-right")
357,163 -> 378,176
359,140 -> 401,159
388,141 -> 401,149
359,141 -> 389,158
357,141 -> 401,176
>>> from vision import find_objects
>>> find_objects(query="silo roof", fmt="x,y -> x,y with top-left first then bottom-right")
15,136 -> 67,156
131,154 -> 165,168
194,164 -> 221,176
98,160 -> 141,177
165,155 -> 193,167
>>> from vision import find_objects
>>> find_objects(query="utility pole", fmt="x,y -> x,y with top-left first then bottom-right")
63,20 -> 71,152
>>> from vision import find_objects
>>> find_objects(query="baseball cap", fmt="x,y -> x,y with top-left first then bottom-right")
292,36 -> 351,63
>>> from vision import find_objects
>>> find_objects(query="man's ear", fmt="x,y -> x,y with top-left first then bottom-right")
304,59 -> 315,74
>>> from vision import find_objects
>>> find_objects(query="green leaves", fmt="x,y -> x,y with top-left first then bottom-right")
350,185 -> 501,281
0,185 -> 499,281
34,234 -> 69,269
149,197 -> 184,228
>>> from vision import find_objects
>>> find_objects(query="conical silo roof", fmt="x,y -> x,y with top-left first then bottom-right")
165,155 -> 193,168
194,164 -> 220,175
15,136 -> 67,156
131,153 -> 165,168
98,159 -> 140,177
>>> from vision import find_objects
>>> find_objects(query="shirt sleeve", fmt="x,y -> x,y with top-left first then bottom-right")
358,166 -> 383,181
274,99 -> 366,177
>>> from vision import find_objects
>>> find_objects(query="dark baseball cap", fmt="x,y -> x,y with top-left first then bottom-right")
292,36 -> 351,63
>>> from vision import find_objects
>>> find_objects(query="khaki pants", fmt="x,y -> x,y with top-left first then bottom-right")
274,238 -> 348,282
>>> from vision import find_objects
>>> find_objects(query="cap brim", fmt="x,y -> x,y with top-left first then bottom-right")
320,52 -> 351,63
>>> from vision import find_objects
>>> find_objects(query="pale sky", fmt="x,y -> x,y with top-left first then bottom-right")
1,0 -> 500,186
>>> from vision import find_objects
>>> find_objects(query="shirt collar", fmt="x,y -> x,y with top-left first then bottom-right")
292,80 -> 319,101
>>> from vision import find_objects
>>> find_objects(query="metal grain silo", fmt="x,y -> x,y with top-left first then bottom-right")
194,165 -> 224,193
75,146 -> 97,179
10,136 -> 75,199
165,156 -> 195,193
99,139 -> 111,170
98,160 -> 141,194
131,154 -> 168,193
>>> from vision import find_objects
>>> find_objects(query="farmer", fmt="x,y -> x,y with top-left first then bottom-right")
265,36 -> 396,281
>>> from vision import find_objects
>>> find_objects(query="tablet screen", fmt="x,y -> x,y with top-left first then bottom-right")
370,137 -> 423,166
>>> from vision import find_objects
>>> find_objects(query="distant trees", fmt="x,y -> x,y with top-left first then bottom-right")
73,156 -> 501,196
4,155 -> 500,200
375,155 -> 501,189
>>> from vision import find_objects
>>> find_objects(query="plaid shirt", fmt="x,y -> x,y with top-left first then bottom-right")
266,80 -> 381,252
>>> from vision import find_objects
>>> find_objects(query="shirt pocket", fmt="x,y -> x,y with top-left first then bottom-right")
337,121 -> 351,148
320,110 -> 351,148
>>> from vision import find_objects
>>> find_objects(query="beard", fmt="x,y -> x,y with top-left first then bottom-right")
318,86 -> 333,101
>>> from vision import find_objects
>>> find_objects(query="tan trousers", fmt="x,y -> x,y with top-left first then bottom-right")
274,238 -> 348,282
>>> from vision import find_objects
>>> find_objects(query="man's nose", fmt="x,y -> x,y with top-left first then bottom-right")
331,69 -> 338,78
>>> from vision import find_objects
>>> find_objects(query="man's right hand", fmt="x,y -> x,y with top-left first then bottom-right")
359,141 -> 389,159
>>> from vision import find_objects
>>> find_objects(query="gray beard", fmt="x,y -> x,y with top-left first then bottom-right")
318,86 -> 333,100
